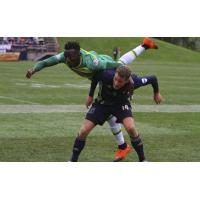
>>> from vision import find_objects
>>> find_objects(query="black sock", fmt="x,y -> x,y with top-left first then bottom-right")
130,135 -> 145,162
118,142 -> 127,150
70,136 -> 86,162
142,44 -> 149,50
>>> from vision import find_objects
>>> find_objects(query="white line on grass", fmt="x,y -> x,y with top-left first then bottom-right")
1,105 -> 200,113
15,82 -> 90,89
0,96 -> 39,105
29,83 -> 89,89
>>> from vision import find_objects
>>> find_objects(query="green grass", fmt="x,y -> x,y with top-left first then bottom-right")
0,61 -> 199,105
0,112 -> 199,161
0,37 -> 200,161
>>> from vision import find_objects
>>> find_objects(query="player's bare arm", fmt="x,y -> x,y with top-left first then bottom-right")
154,92 -> 162,104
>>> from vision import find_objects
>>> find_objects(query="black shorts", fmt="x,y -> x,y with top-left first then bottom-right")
86,102 -> 133,125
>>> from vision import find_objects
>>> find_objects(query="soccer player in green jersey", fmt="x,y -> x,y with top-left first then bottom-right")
26,38 -> 158,161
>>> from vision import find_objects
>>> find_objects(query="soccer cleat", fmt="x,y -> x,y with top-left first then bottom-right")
113,144 -> 131,162
142,38 -> 158,49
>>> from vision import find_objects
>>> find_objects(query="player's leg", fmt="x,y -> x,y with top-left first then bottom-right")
118,38 -> 158,65
70,103 -> 110,161
114,53 -> 117,61
106,115 -> 131,162
107,115 -> 125,145
70,119 -> 95,162
122,117 -> 146,162
114,104 -> 146,162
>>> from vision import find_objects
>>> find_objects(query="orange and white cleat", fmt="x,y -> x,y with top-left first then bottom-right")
113,144 -> 131,162
142,38 -> 158,49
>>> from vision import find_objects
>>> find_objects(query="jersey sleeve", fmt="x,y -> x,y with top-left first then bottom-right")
133,75 -> 159,93
33,52 -> 65,72
88,70 -> 107,97
89,75 -> 99,97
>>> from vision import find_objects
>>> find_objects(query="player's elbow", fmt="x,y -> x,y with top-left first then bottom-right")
151,75 -> 158,85
152,75 -> 158,81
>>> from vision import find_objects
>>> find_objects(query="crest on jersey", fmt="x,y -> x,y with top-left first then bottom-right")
142,78 -> 148,84
93,58 -> 99,66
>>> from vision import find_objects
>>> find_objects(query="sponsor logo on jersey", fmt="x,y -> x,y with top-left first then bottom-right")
93,58 -> 99,66
142,78 -> 148,84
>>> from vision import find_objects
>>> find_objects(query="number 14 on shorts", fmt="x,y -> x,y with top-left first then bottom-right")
122,105 -> 129,110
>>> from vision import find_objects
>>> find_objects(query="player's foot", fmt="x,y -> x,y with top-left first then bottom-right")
142,38 -> 158,49
113,144 -> 131,162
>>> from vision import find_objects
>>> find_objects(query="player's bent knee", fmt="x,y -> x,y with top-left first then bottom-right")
79,126 -> 90,137
79,120 -> 95,138
107,116 -> 122,134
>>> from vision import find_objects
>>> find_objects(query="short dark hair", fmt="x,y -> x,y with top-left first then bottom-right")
116,66 -> 131,81
64,41 -> 80,51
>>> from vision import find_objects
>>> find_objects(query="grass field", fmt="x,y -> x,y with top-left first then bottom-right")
0,38 -> 200,161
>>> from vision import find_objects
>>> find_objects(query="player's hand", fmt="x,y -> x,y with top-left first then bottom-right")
26,68 -> 35,79
86,96 -> 93,109
154,92 -> 162,104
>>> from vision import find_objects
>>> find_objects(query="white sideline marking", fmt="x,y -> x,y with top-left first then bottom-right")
0,105 -> 200,113
63,83 -> 89,88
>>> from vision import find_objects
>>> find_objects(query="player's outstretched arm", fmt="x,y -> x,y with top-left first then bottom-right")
132,74 -> 162,104
85,72 -> 101,108
86,77 -> 98,108
26,53 -> 64,79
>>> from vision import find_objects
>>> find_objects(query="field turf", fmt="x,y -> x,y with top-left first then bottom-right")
0,38 -> 200,161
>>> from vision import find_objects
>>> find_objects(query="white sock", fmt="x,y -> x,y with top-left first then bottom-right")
114,131 -> 125,145
119,45 -> 145,65
107,116 -> 125,145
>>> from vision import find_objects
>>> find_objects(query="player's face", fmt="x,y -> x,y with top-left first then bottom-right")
64,49 -> 80,67
113,73 -> 129,90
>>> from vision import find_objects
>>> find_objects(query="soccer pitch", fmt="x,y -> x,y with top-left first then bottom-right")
0,38 -> 200,161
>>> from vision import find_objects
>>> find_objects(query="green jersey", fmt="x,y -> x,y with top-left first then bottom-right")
33,48 -> 122,79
